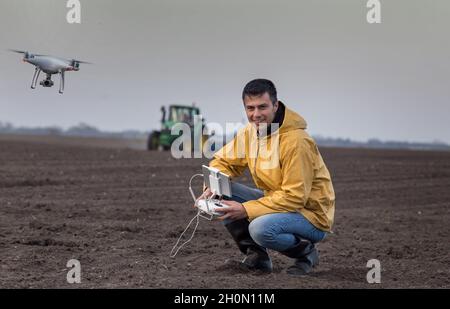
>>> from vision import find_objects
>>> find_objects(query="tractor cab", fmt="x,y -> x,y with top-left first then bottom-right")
148,104 -> 204,151
161,105 -> 200,129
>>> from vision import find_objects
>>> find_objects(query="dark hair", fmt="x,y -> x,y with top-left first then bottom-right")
242,79 -> 277,105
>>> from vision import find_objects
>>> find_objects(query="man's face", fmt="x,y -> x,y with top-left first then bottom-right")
243,92 -> 279,128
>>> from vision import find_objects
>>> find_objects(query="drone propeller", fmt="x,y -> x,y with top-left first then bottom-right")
71,59 -> 92,64
9,49 -> 27,54
8,49 -> 46,58
69,59 -> 92,70
8,49 -> 29,58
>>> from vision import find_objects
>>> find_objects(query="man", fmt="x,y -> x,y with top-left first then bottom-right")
199,79 -> 335,276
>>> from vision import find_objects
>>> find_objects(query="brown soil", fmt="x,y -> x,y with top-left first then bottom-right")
0,134 -> 449,288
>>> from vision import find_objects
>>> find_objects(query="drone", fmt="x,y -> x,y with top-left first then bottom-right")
9,49 -> 91,94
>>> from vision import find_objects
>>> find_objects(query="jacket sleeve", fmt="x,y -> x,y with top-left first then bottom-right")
242,137 -> 318,220
209,129 -> 248,179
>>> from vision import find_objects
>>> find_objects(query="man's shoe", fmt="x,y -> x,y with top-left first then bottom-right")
240,247 -> 273,273
280,238 -> 319,276
224,219 -> 273,273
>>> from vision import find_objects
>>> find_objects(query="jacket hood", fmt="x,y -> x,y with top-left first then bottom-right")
278,102 -> 307,134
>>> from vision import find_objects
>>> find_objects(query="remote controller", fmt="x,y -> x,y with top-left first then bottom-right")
195,199 -> 230,218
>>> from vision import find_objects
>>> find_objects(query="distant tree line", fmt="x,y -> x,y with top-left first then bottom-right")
0,121 -> 449,151
312,136 -> 450,151
0,121 -> 147,140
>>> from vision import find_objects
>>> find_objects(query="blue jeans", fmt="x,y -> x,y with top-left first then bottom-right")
224,182 -> 327,252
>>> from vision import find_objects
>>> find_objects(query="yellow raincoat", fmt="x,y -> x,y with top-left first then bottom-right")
210,104 -> 335,231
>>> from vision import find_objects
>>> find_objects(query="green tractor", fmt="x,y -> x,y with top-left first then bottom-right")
147,104 -> 206,151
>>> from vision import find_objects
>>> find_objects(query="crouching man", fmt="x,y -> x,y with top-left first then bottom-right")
199,79 -> 335,276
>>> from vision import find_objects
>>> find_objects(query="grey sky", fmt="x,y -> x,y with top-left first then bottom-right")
1,0 -> 449,143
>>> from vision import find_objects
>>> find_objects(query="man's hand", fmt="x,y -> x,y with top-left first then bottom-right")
193,187 -> 213,208
216,200 -> 248,221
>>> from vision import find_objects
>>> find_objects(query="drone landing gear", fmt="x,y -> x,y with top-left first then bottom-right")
29,68 -> 67,94
30,67 -> 41,89
59,70 -> 65,94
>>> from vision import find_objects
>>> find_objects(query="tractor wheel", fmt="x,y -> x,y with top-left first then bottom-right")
147,131 -> 161,150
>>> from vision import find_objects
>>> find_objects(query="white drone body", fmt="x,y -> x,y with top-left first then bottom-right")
9,49 -> 91,94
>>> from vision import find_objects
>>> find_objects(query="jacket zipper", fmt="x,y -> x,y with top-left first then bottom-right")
253,131 -> 260,184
